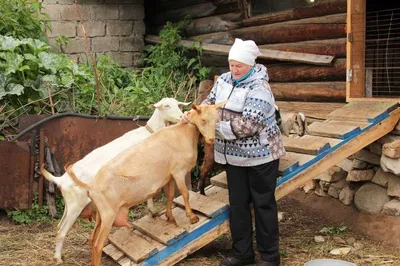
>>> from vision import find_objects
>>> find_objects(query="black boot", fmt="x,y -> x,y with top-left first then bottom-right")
220,256 -> 255,266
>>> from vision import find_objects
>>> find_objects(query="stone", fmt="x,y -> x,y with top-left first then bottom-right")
354,183 -> 391,215
91,37 -> 119,52
346,237 -> 356,245
372,167 -> 392,187
333,236 -> 347,245
119,5 -> 145,20
63,38 -> 87,53
368,142 -> 382,155
336,158 -> 354,172
346,169 -> 375,182
355,149 -> 381,165
318,166 -> 347,183
352,159 -> 369,170
353,241 -> 364,250
377,134 -> 400,145
303,180 -> 317,193
330,247 -> 351,255
314,235 -> 325,243
47,21 -> 76,37
328,179 -> 347,198
315,185 -> 327,197
381,154 -> 400,175
339,184 -> 358,205
60,5 -> 90,21
90,5 -> 119,20
106,21 -> 133,36
108,52 -> 134,67
77,21 -> 106,37
388,175 -> 400,198
382,199 -> 400,216
133,20 -> 146,36
42,4 -> 62,20
382,139 -> 400,159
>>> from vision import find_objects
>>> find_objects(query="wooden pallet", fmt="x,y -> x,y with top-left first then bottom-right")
103,101 -> 399,266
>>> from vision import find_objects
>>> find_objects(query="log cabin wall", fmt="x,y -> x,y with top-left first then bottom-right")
144,0 -> 348,108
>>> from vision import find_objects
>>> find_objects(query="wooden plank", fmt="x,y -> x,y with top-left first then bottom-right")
279,152 -> 315,174
308,120 -> 370,139
103,244 -> 125,262
283,135 -> 341,155
327,101 -> 399,122
108,227 -> 163,263
145,35 -> 335,66
205,185 -> 229,205
160,207 -> 209,232
118,257 -> 132,266
132,215 -> 188,246
276,107 -> 400,200
210,171 -> 227,189
260,38 -> 346,58
174,190 -> 229,218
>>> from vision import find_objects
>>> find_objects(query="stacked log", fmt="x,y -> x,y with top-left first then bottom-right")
146,0 -> 349,103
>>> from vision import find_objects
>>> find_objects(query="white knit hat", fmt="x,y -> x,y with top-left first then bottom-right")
228,38 -> 261,66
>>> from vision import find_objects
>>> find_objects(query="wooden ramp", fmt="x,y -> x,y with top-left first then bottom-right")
105,101 -> 399,265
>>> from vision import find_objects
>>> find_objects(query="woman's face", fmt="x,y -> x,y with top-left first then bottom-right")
229,60 -> 252,80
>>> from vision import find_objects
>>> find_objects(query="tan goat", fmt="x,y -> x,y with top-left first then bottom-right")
68,102 -> 226,266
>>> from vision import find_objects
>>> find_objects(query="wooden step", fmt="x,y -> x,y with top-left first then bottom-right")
326,101 -> 398,122
283,135 -> 341,155
132,215 -> 188,246
210,171 -> 227,189
107,228 -> 163,263
279,152 -> 315,175
308,120 -> 370,139
205,185 -> 229,205
174,190 -> 229,219
160,206 -> 209,231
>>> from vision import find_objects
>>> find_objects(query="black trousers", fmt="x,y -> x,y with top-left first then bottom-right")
225,159 -> 280,262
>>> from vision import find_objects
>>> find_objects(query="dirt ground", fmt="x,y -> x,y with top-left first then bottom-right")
1,194 -> 400,266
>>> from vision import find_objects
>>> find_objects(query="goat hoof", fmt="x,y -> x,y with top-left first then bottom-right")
190,215 -> 199,224
55,257 -> 63,264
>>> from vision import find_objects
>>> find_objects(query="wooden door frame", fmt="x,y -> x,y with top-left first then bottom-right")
346,0 -> 400,102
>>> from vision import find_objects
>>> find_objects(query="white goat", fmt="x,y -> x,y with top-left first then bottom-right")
40,98 -> 189,264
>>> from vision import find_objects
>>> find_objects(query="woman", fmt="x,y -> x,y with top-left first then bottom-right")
185,38 -> 285,266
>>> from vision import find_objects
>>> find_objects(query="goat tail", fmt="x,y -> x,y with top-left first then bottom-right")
65,163 -> 89,189
40,163 -> 61,186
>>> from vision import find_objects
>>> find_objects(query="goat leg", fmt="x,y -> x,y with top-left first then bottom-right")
164,179 -> 177,225
173,172 -> 199,224
198,142 -> 215,195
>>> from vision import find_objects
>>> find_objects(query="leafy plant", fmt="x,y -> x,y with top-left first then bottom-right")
6,193 -> 65,224
319,225 -> 348,235
0,0 -> 50,41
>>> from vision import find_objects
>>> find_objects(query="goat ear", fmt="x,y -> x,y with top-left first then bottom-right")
151,102 -> 161,109
215,100 -> 228,109
191,104 -> 200,112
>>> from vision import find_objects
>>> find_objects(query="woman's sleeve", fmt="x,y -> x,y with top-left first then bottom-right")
230,83 -> 276,139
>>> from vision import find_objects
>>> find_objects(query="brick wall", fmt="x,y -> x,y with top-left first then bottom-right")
42,0 -> 145,67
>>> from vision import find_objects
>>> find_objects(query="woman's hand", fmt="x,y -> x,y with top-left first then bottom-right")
180,111 -> 190,124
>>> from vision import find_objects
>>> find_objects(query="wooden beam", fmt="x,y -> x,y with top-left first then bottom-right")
260,38 -> 347,57
153,2 -> 217,25
270,82 -> 346,102
276,108 -> 400,200
185,13 -> 242,36
243,0 -> 347,26
145,35 -> 335,65
190,14 -> 346,46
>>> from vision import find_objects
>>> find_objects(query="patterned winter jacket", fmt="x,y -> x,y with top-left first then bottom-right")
203,64 -> 286,167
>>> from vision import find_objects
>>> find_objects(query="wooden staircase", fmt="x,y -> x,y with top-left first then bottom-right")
104,101 -> 400,266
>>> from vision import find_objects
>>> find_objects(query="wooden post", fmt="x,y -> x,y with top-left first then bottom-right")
38,129 -> 45,206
